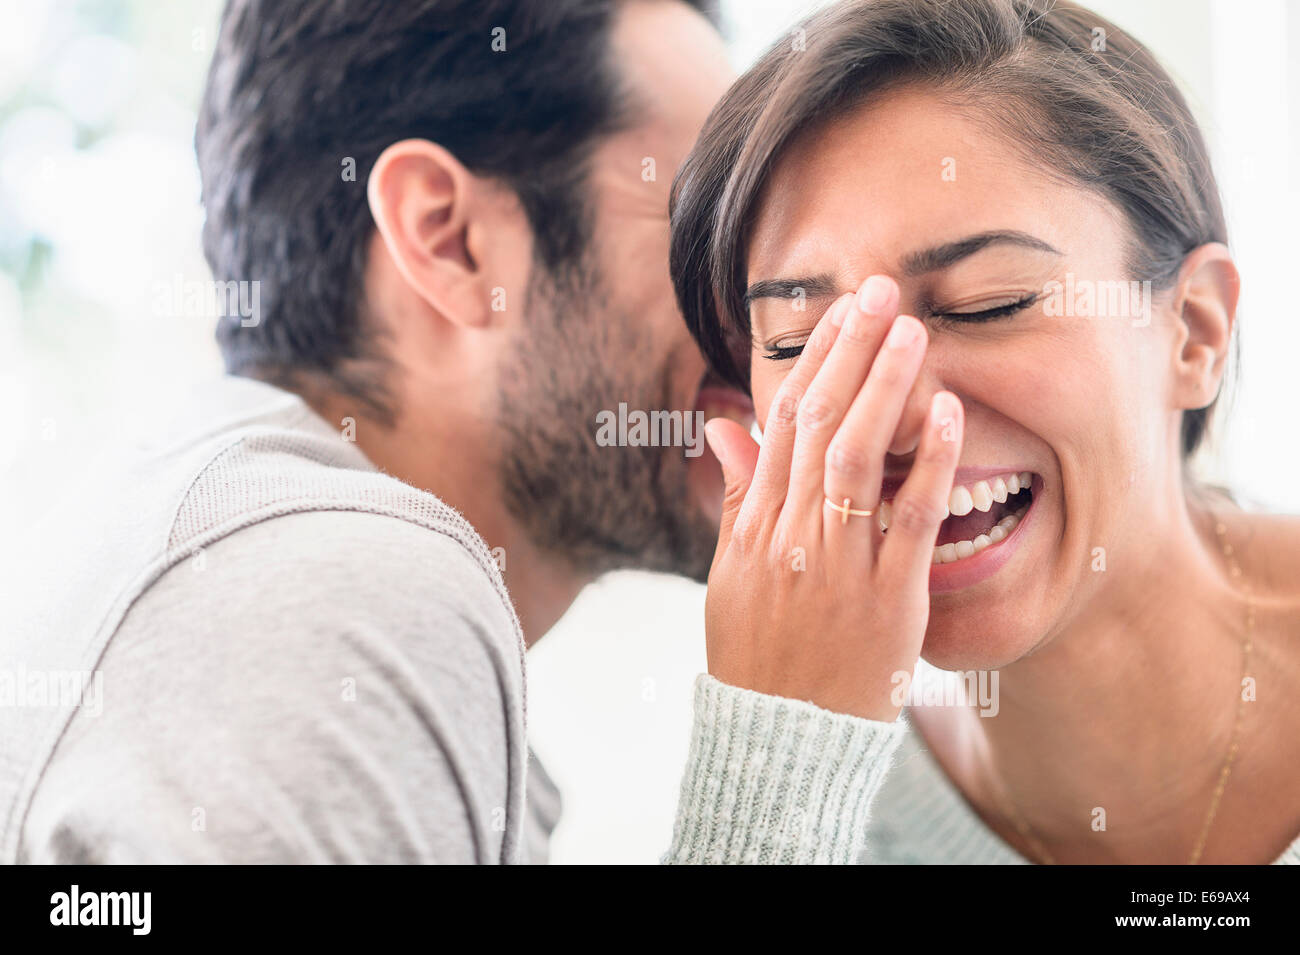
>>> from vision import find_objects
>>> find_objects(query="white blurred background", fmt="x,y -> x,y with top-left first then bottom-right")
1,0 -> 1295,863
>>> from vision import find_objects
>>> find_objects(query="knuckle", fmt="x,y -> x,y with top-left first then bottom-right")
729,511 -> 761,553
770,388 -> 802,427
838,313 -> 873,345
890,494 -> 943,534
805,316 -> 835,353
722,479 -> 749,515
796,394 -> 837,431
874,356 -> 909,388
825,440 -> 872,480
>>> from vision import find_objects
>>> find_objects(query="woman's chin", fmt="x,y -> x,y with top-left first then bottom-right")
917,476 -> 1060,670
920,620 -> 1043,673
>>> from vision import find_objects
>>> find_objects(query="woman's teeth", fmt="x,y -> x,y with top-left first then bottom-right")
872,470 -> 1035,564
875,471 -> 1033,529
930,504 -> 1029,564
944,471 -> 1032,517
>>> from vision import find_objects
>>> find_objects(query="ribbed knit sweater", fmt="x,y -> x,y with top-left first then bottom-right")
1,375 -> 900,864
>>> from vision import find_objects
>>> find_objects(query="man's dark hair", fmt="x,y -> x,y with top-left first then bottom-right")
197,0 -> 718,420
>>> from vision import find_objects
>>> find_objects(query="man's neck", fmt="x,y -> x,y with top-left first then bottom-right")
302,389 -> 591,646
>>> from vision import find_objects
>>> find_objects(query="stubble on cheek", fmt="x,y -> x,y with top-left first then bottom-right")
493,274 -> 715,579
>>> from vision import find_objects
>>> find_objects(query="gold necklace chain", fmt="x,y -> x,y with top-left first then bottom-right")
990,512 -> 1254,866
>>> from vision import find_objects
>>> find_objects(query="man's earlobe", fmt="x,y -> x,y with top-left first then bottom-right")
1170,242 -> 1239,411
366,139 -> 491,327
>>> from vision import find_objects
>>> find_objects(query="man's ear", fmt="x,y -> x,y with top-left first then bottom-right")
367,139 -> 491,327
1169,242 -> 1239,412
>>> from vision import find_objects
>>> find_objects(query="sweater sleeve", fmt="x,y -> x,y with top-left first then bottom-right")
19,510 -> 529,865
662,674 -> 903,864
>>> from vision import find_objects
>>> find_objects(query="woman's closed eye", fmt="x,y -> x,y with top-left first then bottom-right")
759,291 -> 1042,362
926,291 -> 1042,327
761,338 -> 810,362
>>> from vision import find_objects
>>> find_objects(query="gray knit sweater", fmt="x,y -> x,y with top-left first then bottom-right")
7,375 -> 1293,864
1,375 -> 900,864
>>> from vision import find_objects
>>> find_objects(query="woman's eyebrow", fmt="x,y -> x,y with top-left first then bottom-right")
744,231 -> 1061,306
743,274 -> 838,307
901,230 -> 1063,275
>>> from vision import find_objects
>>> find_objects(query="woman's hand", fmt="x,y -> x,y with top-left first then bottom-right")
702,275 -> 963,722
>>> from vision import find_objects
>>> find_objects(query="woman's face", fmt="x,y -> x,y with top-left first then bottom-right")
745,85 -> 1187,669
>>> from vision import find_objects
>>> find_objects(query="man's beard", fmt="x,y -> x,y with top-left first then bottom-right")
494,261 -> 716,582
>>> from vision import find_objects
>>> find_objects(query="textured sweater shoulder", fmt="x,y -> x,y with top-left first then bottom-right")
1,375 -> 902,864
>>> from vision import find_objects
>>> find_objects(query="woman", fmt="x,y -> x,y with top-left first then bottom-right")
670,0 -> 1300,863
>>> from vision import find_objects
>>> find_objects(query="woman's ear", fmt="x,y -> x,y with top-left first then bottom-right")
366,139 -> 491,327
1169,242 -> 1239,412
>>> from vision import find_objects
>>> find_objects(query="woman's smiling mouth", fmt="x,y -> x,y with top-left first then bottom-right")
877,467 -> 1041,592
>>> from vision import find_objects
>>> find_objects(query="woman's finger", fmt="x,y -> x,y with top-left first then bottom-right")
878,391 -> 964,590
703,417 -> 761,558
785,275 -> 899,518
822,314 -> 929,557
741,293 -> 850,515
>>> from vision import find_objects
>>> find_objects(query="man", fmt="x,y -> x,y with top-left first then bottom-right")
1,0 -> 892,864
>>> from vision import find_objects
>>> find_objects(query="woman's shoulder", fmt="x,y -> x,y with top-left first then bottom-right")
1235,510 -> 1300,599
1197,486 -> 1300,596
1239,509 -> 1300,541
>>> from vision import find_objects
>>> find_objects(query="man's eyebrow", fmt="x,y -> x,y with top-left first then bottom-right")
743,274 -> 838,308
902,230 -> 1063,275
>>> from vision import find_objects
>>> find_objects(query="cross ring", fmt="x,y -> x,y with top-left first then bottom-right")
824,496 -> 874,526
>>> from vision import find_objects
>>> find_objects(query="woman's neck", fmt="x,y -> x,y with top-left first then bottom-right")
956,487 -> 1254,862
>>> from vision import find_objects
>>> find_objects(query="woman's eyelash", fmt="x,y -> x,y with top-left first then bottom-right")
762,342 -> 807,361
760,292 -> 1041,361
927,292 -> 1042,324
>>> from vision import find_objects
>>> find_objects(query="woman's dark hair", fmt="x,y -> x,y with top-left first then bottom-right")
670,0 -> 1229,460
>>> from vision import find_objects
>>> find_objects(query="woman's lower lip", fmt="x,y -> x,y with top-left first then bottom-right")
926,479 -> 1038,594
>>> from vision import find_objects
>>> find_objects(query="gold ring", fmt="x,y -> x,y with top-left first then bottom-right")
824,496 -> 874,525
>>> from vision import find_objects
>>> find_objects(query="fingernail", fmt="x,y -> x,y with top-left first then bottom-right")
885,315 -> 920,349
857,275 -> 893,312
931,392 -> 959,426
